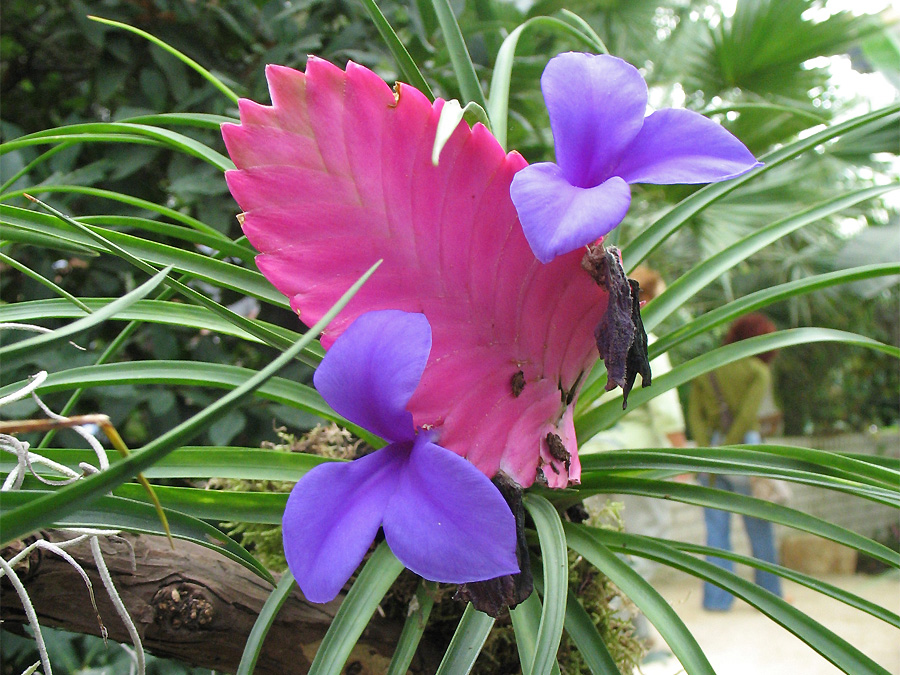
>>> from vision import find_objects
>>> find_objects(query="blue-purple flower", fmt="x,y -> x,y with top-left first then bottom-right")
510,52 -> 761,263
282,309 -> 519,603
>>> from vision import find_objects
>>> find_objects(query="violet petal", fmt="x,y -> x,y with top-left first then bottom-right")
282,444 -> 406,603
511,163 -> 631,263
542,52 -> 648,188
383,436 -> 519,583
314,310 -> 431,442
615,108 -> 762,185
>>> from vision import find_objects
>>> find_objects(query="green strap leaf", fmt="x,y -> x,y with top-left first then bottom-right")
386,581 -> 438,675
0,360 -> 376,446
87,15 -> 240,104
642,184 -> 898,334
571,476 -> 899,568
0,259 -> 381,545
1,447 -> 329,482
488,15 -> 605,148
357,0 -> 434,100
565,524 -> 715,675
308,542 -> 405,675
433,99 -> 492,164
435,603 -> 495,675
0,265 -> 171,360
0,298 -> 306,348
237,572 -> 296,675
522,494 -> 567,675
580,184 -> 898,405
576,328 -> 899,440
0,490 -> 272,582
647,263 -> 900,362
559,588 -> 620,675
0,251 -> 92,313
510,591 -> 555,675
652,536 -> 898,628
0,204 -> 285,307
622,103 -> 900,268
585,527 -> 892,675
1,186 -> 220,234
579,444 -> 900,492
1,122 -> 234,171
119,112 -> 239,129
430,0 -> 487,110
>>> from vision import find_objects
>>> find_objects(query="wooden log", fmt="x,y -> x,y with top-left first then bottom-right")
1,531 -> 426,674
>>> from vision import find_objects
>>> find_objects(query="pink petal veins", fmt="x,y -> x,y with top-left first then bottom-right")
224,59 -> 607,487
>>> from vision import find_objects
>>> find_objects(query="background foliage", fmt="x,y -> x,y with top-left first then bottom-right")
2,0 -> 896,442
1,0 -> 898,673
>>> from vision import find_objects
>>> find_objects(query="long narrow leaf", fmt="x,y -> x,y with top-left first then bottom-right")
565,525 -> 715,675
651,536 -> 898,628
435,603 -> 495,675
87,15 -> 240,104
430,0 -> 487,109
622,103 -> 900,267
0,260 -> 381,545
237,572 -> 296,675
1,186 -> 221,234
579,444 -> 900,491
120,112 -> 239,129
0,299 -> 306,348
308,542 -> 405,675
357,0 -> 434,99
584,527 -> 892,675
0,360 -> 375,444
0,204 -> 285,306
570,476 -> 899,568
488,16 -> 604,148
560,588 -> 620,675
576,328 -> 899,439
0,266 -> 171,360
0,490 -> 272,582
581,184 -> 898,404
647,263 -> 900,361
509,591 -> 547,674
2,447 -> 328,482
0,252 -> 92,312
386,581 -> 438,675
642,184 -> 897,334
522,494 -> 567,675
1,123 -> 234,171
78,215 -> 255,259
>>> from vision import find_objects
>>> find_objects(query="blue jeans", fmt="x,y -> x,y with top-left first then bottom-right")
700,473 -> 783,610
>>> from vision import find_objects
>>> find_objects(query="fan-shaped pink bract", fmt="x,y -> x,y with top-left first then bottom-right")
223,58 -> 607,487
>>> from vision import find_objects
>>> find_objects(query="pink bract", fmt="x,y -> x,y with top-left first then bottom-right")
223,58 -> 607,487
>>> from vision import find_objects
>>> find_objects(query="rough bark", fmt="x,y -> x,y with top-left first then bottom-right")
1,531 -> 429,674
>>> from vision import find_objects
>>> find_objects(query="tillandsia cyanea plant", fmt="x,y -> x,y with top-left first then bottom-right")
283,309 -> 518,602
222,51 -> 760,606
2,4 -> 899,675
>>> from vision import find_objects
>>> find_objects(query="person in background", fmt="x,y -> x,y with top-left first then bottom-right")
688,312 -> 784,611
580,266 -> 687,661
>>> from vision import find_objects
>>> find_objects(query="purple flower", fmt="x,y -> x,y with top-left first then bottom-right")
510,52 -> 761,263
283,310 -> 519,603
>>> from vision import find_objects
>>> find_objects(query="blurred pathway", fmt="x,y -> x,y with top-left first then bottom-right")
640,570 -> 900,675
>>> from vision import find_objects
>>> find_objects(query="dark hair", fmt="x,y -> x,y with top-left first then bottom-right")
723,313 -> 777,364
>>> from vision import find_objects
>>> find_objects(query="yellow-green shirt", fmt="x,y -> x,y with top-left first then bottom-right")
688,357 -> 771,446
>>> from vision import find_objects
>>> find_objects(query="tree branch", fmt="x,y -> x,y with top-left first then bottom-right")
1,531 -> 429,674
